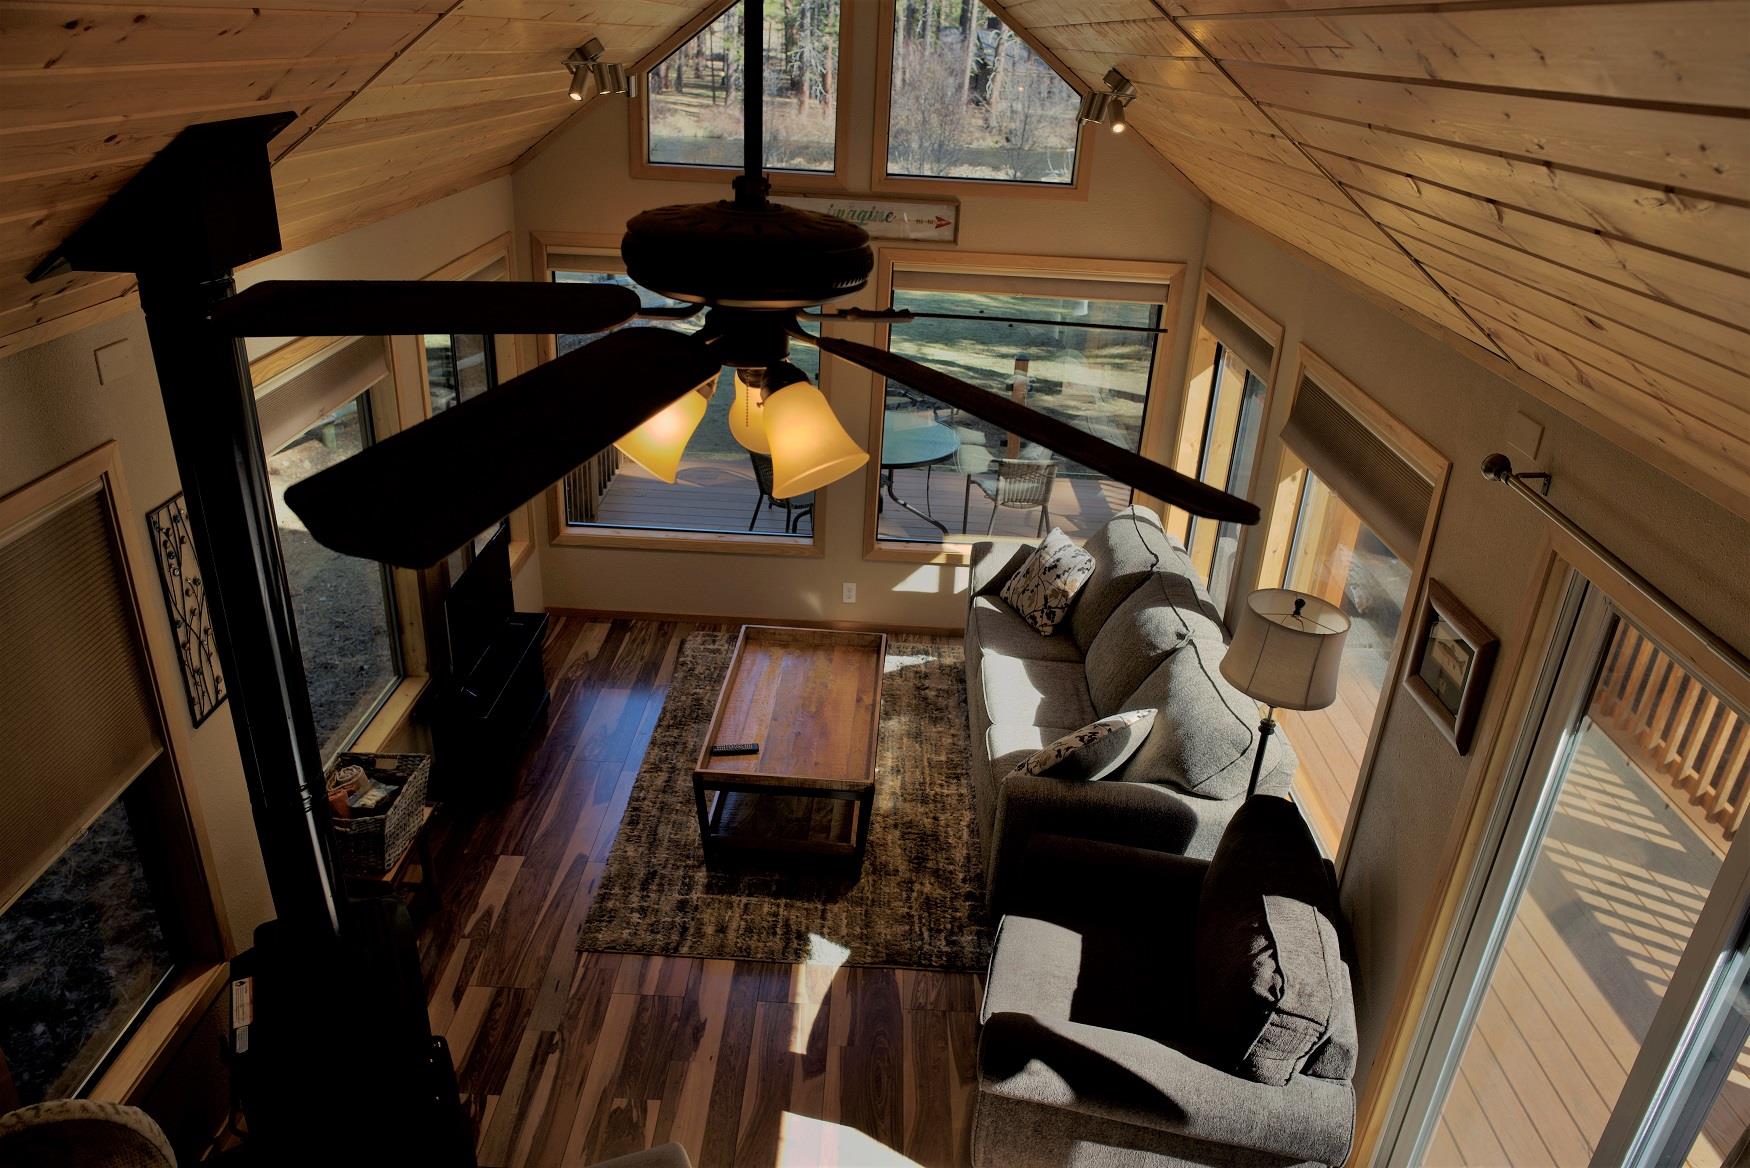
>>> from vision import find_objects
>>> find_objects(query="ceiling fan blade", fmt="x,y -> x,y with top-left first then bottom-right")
282,327 -> 721,568
811,332 -> 1261,526
211,279 -> 642,337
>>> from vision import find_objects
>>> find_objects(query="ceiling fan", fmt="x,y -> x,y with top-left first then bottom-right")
202,5 -> 1259,569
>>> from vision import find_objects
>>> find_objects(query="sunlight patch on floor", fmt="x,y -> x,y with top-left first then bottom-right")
776,1112 -> 925,1167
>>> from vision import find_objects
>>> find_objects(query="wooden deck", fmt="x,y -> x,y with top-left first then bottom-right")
415,616 -> 979,1168
1424,727 -> 1746,1167
579,458 -> 1132,543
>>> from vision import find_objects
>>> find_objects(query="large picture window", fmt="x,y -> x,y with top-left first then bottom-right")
1261,358 -> 1444,850
871,266 -> 1167,549
548,256 -> 818,544
884,1 -> 1081,185
645,0 -> 841,174
267,394 -> 402,760
1168,280 -> 1279,625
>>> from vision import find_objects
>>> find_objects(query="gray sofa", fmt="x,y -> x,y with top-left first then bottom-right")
974,823 -> 1357,1167
966,507 -> 1296,900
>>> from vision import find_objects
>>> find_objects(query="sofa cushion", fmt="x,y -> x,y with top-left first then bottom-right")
969,596 -> 1084,665
1194,795 -> 1348,1086
985,723 -> 1080,782
1067,508 -> 1181,651
982,914 -> 1184,1040
1084,586 -> 1195,714
1112,640 -> 1259,799
980,656 -> 1097,730
1000,528 -> 1096,635
1006,710 -> 1157,782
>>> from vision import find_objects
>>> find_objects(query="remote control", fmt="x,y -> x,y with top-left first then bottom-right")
711,742 -> 760,756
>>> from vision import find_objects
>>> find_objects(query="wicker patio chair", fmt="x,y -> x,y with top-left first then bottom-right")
963,458 -> 1058,536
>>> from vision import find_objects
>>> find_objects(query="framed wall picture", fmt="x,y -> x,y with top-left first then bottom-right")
1404,579 -> 1497,754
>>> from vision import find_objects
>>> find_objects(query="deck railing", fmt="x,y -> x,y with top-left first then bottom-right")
1591,621 -> 1750,846
562,447 -> 621,524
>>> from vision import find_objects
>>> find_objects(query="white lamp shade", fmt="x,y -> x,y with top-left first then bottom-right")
613,388 -> 707,484
764,379 -> 868,497
1220,588 -> 1350,711
728,371 -> 770,454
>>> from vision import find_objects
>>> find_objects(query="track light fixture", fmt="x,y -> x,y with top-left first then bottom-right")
563,37 -> 635,102
1076,68 -> 1137,133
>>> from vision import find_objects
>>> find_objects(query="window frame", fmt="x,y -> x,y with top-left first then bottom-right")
531,229 -> 827,559
862,247 -> 1184,565
870,0 -> 1097,200
0,443 -> 230,1107
1166,270 -> 1285,622
1253,346 -> 1450,864
628,0 -> 858,191
260,377 -> 407,765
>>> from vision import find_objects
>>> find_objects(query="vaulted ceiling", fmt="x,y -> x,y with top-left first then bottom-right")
3,0 -> 1745,506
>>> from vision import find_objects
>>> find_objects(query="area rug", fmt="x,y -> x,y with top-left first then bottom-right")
575,631 -> 991,970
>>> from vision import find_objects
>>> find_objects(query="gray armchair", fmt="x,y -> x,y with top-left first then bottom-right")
976,825 -> 1356,1168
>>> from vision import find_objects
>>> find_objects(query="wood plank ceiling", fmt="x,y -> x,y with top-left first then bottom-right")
1013,0 -> 1750,505
2,0 -> 1745,506
0,0 -> 693,353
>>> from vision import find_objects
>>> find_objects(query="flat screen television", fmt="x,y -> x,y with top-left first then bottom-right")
445,525 -> 512,679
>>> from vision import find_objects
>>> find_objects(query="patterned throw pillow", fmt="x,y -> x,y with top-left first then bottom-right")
999,528 -> 1096,635
1006,709 -> 1158,782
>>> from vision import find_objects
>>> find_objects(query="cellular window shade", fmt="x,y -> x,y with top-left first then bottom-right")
1203,297 -> 1274,383
256,336 -> 388,454
1280,376 -> 1433,561
0,485 -> 162,914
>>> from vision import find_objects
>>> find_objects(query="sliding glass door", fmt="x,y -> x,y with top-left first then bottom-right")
1395,579 -> 1750,1166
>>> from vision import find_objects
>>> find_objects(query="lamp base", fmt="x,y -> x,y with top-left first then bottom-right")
1247,712 -> 1278,799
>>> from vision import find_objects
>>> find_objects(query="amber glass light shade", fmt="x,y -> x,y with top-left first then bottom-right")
613,387 -> 708,483
728,372 -> 770,454
764,379 -> 867,497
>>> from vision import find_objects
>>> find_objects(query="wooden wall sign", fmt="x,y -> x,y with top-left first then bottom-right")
773,194 -> 959,242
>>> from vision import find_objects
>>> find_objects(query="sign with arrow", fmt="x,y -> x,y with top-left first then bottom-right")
773,193 -> 960,243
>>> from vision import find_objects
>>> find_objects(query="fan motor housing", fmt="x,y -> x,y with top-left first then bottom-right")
622,200 -> 873,309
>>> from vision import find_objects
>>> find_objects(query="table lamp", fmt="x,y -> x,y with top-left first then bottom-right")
1220,588 -> 1351,797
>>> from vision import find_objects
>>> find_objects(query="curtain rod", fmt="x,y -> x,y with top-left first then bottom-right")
1482,453 -> 1750,692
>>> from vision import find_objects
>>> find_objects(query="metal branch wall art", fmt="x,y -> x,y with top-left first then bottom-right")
147,493 -> 227,726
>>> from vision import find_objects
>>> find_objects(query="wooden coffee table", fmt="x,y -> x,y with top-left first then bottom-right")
693,625 -> 886,864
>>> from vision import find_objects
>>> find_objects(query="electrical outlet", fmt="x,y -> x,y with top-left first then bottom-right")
842,583 -> 857,604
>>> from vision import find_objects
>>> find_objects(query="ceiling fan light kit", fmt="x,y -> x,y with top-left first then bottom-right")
611,377 -> 712,483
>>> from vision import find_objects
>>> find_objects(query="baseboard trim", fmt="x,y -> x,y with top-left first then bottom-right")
545,606 -> 962,638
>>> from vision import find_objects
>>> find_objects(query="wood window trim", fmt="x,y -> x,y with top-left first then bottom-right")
626,0 -> 857,192
86,962 -> 229,1105
1164,269 -> 1286,617
1251,345 -> 1452,866
860,247 -> 1185,566
868,0 -> 1096,202
529,230 -> 828,561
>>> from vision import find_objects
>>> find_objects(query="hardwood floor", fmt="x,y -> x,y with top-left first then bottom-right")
413,616 -> 982,1168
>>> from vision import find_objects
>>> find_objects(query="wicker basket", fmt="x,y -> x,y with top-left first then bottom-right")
327,752 -> 430,879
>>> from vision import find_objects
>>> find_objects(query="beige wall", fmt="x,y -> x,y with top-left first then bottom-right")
512,0 -> 1210,627
0,177 -> 517,947
1200,207 -> 1750,1089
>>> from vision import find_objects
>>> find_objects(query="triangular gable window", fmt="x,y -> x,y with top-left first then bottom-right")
646,0 -> 842,174
886,2 -> 1081,185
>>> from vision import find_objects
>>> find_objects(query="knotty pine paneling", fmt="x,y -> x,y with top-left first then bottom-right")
999,0 -> 1750,508
0,0 -> 703,355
